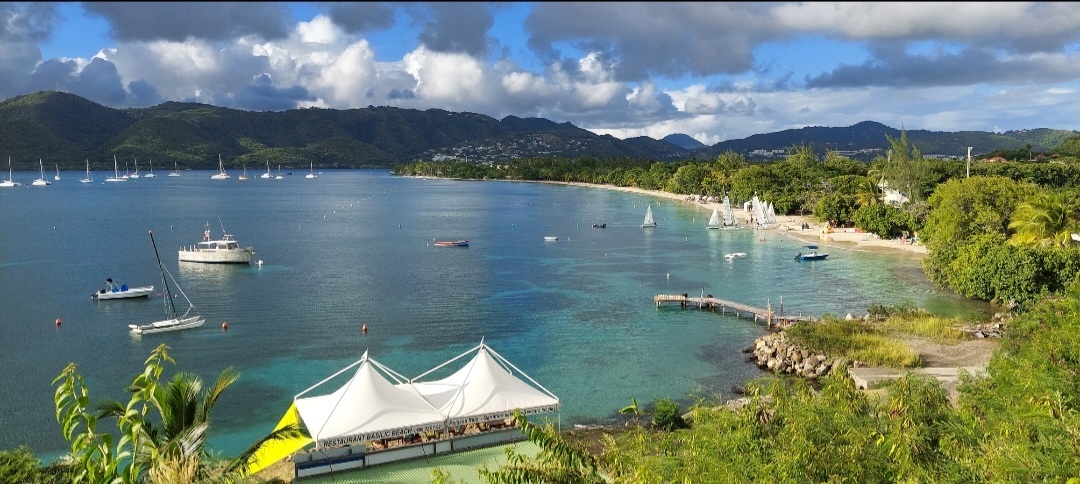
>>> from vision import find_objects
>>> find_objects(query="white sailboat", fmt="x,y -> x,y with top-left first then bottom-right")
275,164 -> 283,179
721,196 -> 737,227
169,161 -> 181,177
129,230 -> 205,335
129,158 -> 140,178
239,163 -> 250,180
306,162 -> 317,179
54,164 -> 61,181
143,158 -> 156,178
1,157 -> 21,187
642,205 -> 657,228
211,154 -> 230,179
80,160 -> 93,183
32,159 -> 51,186
706,208 -> 722,229
105,155 -> 127,182
260,161 -> 272,179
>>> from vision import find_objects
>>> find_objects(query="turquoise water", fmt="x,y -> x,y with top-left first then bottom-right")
0,170 -> 988,459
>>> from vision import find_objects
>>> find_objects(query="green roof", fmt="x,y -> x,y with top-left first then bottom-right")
298,441 -> 541,484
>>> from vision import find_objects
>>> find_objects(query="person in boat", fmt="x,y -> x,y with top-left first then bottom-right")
796,252 -> 803,259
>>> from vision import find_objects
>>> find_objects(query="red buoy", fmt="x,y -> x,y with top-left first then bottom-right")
362,323 -> 368,334
221,321 -> 228,330
55,318 -> 62,327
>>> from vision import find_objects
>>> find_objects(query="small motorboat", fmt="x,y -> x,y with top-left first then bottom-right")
724,252 -> 747,261
795,245 -> 829,261
92,278 -> 154,300
434,240 -> 469,247
592,223 -> 606,228
544,236 -> 558,242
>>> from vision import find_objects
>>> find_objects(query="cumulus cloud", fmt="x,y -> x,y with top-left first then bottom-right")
5,2 -> 1080,142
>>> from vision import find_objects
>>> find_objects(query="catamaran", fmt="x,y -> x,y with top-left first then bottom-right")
105,155 -> 126,182
80,160 -> 93,183
129,230 -> 205,335
211,154 -> 230,179
143,158 -> 156,178
32,159 -> 50,186
641,205 -> 657,228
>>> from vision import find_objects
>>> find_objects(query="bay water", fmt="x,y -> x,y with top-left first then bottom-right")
0,169 -> 988,459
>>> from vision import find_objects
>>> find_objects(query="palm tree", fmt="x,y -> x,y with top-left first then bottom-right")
1008,192 -> 1080,248
854,176 -> 881,208
67,344 -> 306,482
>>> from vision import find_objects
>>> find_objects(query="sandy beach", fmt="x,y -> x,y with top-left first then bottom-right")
553,181 -> 927,257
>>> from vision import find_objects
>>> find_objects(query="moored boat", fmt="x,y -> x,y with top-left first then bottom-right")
130,230 -> 205,335
178,221 -> 255,263
433,240 -> 469,247
92,278 -> 154,300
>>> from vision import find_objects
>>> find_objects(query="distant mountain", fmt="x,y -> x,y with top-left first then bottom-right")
700,121 -> 1077,161
663,133 -> 706,150
0,91 -> 1075,171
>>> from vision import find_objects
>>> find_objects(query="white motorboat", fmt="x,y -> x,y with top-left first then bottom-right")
544,236 -> 558,241
724,252 -> 747,261
32,159 -> 50,186
178,221 -> 254,264
642,205 -> 657,228
1,157 -> 20,187
92,278 -> 153,300
130,230 -> 205,335
211,154 -> 230,179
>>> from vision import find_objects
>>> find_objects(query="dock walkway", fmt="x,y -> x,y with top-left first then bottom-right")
653,294 -> 812,328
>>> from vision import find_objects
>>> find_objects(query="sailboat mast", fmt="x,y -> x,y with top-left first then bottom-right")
148,230 -> 178,318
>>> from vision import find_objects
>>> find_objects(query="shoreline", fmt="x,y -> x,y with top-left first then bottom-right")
546,181 -> 928,257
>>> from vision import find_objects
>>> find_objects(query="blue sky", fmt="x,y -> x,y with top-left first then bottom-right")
6,2 -> 1080,146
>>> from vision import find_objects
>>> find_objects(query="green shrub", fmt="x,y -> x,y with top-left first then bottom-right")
651,398 -> 686,431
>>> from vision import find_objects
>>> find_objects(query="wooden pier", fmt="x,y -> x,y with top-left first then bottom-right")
654,294 -> 812,328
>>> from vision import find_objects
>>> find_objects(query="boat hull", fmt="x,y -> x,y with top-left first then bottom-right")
795,254 -> 829,261
93,285 -> 154,300
129,315 -> 205,335
434,240 -> 469,247
178,248 -> 254,263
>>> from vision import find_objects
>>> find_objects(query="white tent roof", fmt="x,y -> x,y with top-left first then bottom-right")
411,343 -> 560,426
294,352 -> 445,448
293,343 -> 559,448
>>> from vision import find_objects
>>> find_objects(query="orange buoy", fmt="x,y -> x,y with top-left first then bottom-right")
362,323 -> 368,334
55,318 -> 62,327
221,321 -> 228,330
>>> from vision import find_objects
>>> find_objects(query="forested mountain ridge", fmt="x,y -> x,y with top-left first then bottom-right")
1,91 -> 1075,171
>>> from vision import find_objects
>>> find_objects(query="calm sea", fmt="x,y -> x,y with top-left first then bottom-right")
0,169 -> 988,460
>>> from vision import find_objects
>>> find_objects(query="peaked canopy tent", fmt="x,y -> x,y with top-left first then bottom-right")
292,342 -> 560,450
294,351 -> 446,449
410,342 -> 560,427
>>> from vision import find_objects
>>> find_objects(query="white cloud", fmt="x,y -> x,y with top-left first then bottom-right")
297,15 -> 342,45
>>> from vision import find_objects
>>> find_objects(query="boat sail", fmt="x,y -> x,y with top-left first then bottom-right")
642,205 -> 657,228
707,208 -> 722,229
721,196 -> 737,227
129,230 -> 205,335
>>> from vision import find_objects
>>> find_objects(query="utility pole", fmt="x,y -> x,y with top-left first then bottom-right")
966,147 -> 973,178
